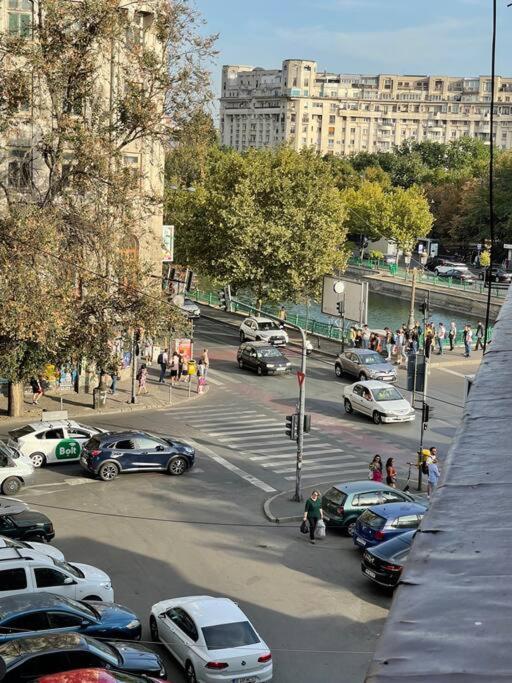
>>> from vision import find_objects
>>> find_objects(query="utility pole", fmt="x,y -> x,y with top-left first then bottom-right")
130,331 -> 137,404
417,292 -> 430,490
408,267 -> 417,330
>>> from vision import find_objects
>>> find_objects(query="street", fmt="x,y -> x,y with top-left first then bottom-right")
3,315 -> 480,683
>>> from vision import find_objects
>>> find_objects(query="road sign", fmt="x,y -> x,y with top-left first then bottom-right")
297,371 -> 305,386
322,275 -> 368,324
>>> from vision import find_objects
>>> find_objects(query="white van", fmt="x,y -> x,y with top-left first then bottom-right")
0,547 -> 113,601
0,442 -> 34,495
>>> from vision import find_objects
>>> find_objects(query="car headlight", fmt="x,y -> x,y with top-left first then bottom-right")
286,362 -> 291,366
126,620 -> 140,629
266,364 -> 275,368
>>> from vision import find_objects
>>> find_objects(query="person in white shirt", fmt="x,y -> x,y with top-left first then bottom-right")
437,323 -> 446,355
448,321 -> 457,351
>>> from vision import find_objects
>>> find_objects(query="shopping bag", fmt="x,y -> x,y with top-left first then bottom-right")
315,519 -> 326,539
300,520 -> 309,534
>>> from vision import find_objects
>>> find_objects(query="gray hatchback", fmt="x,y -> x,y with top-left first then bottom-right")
334,349 -> 396,382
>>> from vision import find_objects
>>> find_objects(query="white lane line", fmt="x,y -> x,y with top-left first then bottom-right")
211,426 -> 285,437
280,462 -> 368,474
244,439 -> 323,451
433,366 -> 467,378
207,422 -> 280,435
257,450 -> 349,465
186,438 -> 276,493
207,370 -> 241,384
249,447 -> 344,462
218,434 -> 324,444
202,375 -> 223,386
285,467 -> 368,481
167,407 -> 245,416
263,454 -> 355,469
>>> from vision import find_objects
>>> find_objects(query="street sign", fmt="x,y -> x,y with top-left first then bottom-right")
297,371 -> 305,386
321,275 -> 368,324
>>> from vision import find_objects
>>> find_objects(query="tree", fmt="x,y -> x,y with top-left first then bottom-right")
0,0 -> 212,415
174,146 -> 348,306
165,109 -> 218,190
384,186 -> 434,258
341,181 -> 389,242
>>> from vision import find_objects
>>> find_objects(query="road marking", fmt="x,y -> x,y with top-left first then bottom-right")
285,467 -> 369,481
246,439 -> 322,452
433,366 -> 467,378
186,438 -> 276,493
167,406 -> 244,415
263,454 -> 354,469
207,370 -> 241,384
217,434 -> 323,444
203,375 -> 223,386
207,422 -> 281,435
249,447 -> 343,462
25,478 -> 97,491
278,461 -> 368,474
257,450 -> 349,465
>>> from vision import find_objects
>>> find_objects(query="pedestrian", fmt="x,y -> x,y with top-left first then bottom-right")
136,363 -> 148,395
369,332 -> 378,351
201,348 -> 210,378
349,326 -> 357,348
361,325 -> 371,349
368,455 -> 383,482
425,325 -> 434,359
303,490 -> 323,545
30,377 -> 43,405
395,328 -> 406,365
170,352 -> 180,384
385,457 -> 397,488
278,306 -> 287,323
157,349 -> 168,383
109,358 -> 121,395
354,329 -> 363,348
437,322 -> 446,355
464,324 -> 473,358
475,321 -> 484,350
448,321 -> 457,351
384,327 -> 393,360
178,354 -> 185,382
414,320 -> 423,338
427,454 -> 440,499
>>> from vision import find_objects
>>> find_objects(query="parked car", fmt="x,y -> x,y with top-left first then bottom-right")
150,595 -> 273,683
361,530 -> 416,588
0,546 -> 113,601
0,632 -> 166,681
344,381 -> 415,424
80,431 -> 195,481
0,499 -> 55,543
0,592 -> 142,643
321,481 -> 416,536
426,256 -> 466,273
479,267 -> 512,284
0,441 -> 34,495
436,268 -> 474,284
180,298 -> 201,318
433,263 -> 468,276
8,420 -> 106,468
334,349 -> 396,382
237,341 -> 291,376
0,534 -> 64,561
36,671 -> 165,683
353,502 -> 426,549
239,316 -> 288,346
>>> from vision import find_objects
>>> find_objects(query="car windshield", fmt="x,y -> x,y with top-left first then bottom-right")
202,621 -> 260,650
257,321 -> 279,331
374,534 -> 413,558
323,487 -> 347,506
7,426 -> 35,441
361,353 -> 384,366
359,510 -> 386,530
53,558 -> 84,579
372,387 -> 403,402
89,638 -> 120,664
258,347 -> 283,359
0,442 -> 16,461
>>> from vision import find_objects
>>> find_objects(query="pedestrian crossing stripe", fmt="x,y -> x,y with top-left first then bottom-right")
259,452 -> 351,467
285,467 -> 369,481
248,447 -> 343,461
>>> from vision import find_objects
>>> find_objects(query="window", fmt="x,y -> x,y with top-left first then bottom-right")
8,0 -> 31,37
40,429 -> 65,440
113,439 -> 135,450
123,155 -> 139,167
0,517 -> 15,531
359,509 -> 386,530
67,428 -> 92,439
135,437 -> 164,450
0,568 -> 27,591
353,385 -> 364,397
392,514 -> 421,529
202,621 -> 260,650
323,487 -> 347,506
381,491 -> 407,503
5,612 -> 49,633
15,652 -> 75,679
168,608 -> 199,641
34,567 -> 70,588
7,150 -> 32,189
47,611 -> 84,629
353,492 -> 382,507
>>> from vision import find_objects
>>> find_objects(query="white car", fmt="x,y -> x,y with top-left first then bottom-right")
8,420 -> 105,468
0,442 -> 34,496
0,534 -> 65,561
343,380 -> 416,424
150,595 -> 273,683
434,262 -> 468,276
0,547 -> 114,601
239,316 -> 288,346
181,298 -> 201,318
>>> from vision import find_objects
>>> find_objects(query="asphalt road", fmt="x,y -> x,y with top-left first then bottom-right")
5,315 -> 481,683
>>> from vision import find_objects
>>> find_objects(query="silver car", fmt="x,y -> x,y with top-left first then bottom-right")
334,349 -> 397,382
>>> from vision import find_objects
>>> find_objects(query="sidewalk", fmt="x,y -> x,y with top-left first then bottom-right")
264,475 -> 428,524
0,365 -> 207,426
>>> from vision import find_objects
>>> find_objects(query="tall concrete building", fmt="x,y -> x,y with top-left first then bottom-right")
220,59 -> 512,155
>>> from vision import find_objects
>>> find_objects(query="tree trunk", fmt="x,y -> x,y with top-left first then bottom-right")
8,382 -> 24,417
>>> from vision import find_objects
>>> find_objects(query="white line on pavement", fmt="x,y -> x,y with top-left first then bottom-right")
276,461 -> 368,474
167,406 -> 245,415
263,454 -> 355,469
217,434 -> 323,444
248,447 -> 342,461
202,375 -> 223,386
207,422 -> 281,435
186,438 -> 276,493
245,439 -> 323,452
207,370 -> 241,384
257,450 -> 349,465
432,366 -> 467,378
285,467 -> 369,481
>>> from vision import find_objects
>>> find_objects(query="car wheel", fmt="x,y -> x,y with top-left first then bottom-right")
345,520 -> 357,537
238,359 -> 244,369
185,662 -> 197,683
1,477 -> 21,496
28,532 -> 47,543
257,366 -> 263,376
98,462 -> 119,482
239,331 -> 245,342
150,616 -> 159,642
434,268 -> 440,276
168,457 -> 187,476
335,364 -> 343,378
358,372 -> 367,381
373,411 -> 382,425
344,399 -> 353,414
256,336 -> 261,342
29,452 -> 46,468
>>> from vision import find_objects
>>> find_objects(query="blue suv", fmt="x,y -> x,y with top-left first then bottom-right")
353,502 -> 427,549
80,431 -> 195,482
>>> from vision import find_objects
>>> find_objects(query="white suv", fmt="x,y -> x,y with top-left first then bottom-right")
239,317 -> 289,346
0,548 -> 114,601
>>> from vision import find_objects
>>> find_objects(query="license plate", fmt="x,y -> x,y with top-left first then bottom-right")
364,568 -> 376,578
233,678 -> 257,683
355,536 -> 366,546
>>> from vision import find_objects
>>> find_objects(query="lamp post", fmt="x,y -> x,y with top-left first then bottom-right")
334,280 -> 346,353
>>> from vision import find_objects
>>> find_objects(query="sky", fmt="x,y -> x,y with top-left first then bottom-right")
194,0 -> 512,99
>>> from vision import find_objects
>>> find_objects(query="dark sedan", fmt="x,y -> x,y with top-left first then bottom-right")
81,431 -> 195,481
0,499 -> 54,543
237,341 -> 292,376
479,267 -> 512,284
436,268 -> 474,284
0,592 -> 142,643
361,530 -> 415,588
334,350 -> 396,382
0,632 -> 167,681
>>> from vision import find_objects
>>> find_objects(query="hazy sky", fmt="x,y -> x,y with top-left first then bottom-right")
195,0 -> 512,98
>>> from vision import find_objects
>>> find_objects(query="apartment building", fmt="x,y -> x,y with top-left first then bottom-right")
0,0 -> 165,273
220,59 -> 512,155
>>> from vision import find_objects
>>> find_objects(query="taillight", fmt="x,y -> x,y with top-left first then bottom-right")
336,506 -> 344,515
90,450 -> 101,458
383,564 -> 402,572
374,530 -> 385,541
258,653 -> 272,663
206,662 -> 228,670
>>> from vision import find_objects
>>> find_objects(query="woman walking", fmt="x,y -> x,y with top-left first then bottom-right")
368,455 -> 383,482
30,377 -> 43,405
386,457 -> 397,488
136,364 -> 148,395
303,490 -> 323,545
170,352 -> 180,385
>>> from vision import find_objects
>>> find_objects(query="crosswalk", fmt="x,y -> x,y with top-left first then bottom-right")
166,403 -> 369,484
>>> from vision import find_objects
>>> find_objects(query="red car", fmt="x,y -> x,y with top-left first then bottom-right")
35,669 -> 166,683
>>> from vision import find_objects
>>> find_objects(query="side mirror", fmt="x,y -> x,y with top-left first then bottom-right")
156,445 -> 165,452
64,577 -> 75,585
158,612 -> 166,620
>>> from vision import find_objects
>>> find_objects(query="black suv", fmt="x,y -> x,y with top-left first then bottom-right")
80,431 -> 195,481
0,499 -> 54,543
237,341 -> 292,376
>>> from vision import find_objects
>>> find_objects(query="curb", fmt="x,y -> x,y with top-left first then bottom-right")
263,480 -> 341,524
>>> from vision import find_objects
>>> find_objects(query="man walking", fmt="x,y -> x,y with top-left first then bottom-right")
361,325 -> 371,349
437,323 -> 446,355
384,327 -> 394,360
448,321 -> 457,351
463,324 -> 473,358
157,349 -> 168,383
427,454 -> 440,499
201,348 -> 210,378
475,321 -> 484,351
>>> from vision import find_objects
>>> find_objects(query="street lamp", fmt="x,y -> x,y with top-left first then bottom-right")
333,281 -> 346,352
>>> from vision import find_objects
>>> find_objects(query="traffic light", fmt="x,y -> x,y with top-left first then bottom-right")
423,403 -> 432,424
285,414 -> 298,440
185,269 -> 194,292
218,289 -> 227,311
303,414 -> 311,433
336,301 -> 343,314
420,300 -> 430,317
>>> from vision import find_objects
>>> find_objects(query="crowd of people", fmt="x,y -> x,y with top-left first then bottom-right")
368,447 -> 440,499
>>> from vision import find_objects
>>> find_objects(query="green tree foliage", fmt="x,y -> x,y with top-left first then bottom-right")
165,110 -> 218,190
342,181 -> 389,241
384,186 -> 434,255
174,147 -> 348,305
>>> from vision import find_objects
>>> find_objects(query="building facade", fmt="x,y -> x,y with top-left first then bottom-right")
220,59 -> 512,155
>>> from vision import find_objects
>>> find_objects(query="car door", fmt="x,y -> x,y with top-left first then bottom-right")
388,514 -> 421,540
63,427 -> 95,463
351,384 -> 366,414
247,320 -> 257,340
244,345 -> 258,370
134,436 -> 169,469
158,608 -> 187,664
46,610 -> 90,634
0,567 -> 29,597
111,438 -> 140,471
168,608 -> 198,665
0,517 -> 17,539
33,427 -> 66,463
2,611 -> 51,641
32,565 -> 77,599
345,353 -> 359,377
